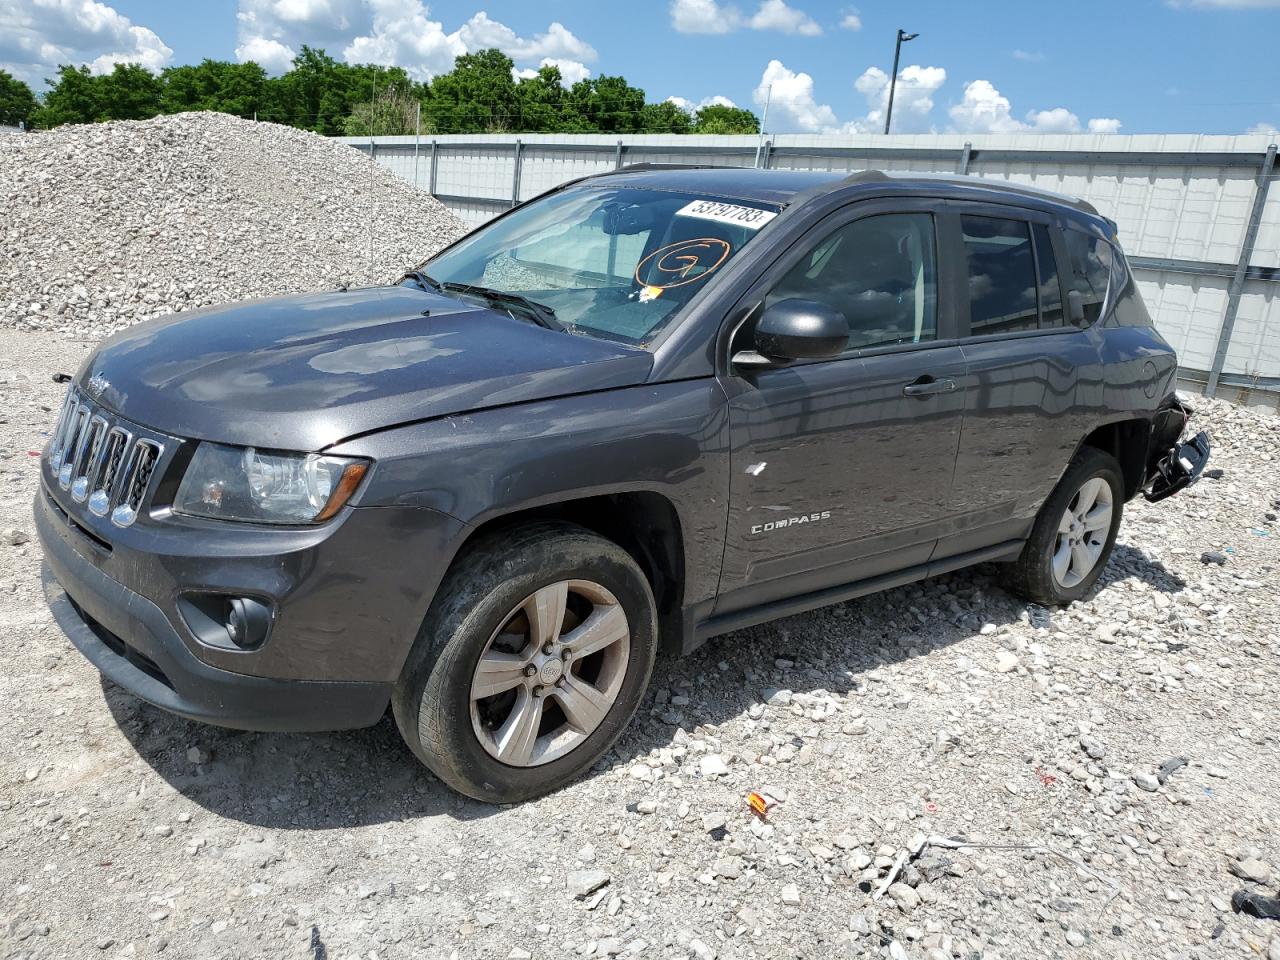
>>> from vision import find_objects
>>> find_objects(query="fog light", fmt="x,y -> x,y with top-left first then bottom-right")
178,593 -> 274,652
225,597 -> 272,649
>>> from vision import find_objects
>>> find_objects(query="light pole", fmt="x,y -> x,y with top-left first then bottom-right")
883,28 -> 919,135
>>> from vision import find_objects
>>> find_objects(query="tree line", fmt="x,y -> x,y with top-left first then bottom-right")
0,47 -> 760,136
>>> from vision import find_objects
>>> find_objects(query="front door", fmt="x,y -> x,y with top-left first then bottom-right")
715,203 -> 968,615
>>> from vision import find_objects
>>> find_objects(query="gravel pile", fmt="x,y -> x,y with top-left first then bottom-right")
0,112 -> 468,338
0,339 -> 1277,960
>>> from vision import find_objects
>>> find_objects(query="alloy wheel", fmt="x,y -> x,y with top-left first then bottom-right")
1051,476 -> 1114,589
469,580 -> 631,767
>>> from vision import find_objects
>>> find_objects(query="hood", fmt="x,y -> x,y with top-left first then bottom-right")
78,285 -> 654,450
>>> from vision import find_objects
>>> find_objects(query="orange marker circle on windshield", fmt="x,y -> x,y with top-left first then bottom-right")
635,238 -> 732,290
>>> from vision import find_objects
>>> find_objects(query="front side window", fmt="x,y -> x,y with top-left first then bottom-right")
421,186 -> 780,345
1062,228 -> 1112,325
766,213 -> 938,352
961,216 -> 1039,335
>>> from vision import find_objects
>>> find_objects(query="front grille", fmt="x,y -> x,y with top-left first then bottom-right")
48,387 -> 167,528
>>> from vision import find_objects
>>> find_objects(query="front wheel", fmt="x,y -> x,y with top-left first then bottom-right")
393,522 -> 657,803
1004,447 -> 1124,606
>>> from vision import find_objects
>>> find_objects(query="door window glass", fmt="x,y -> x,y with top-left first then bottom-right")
766,213 -> 937,351
1062,228 -> 1112,325
961,216 -> 1039,334
1032,224 -> 1065,328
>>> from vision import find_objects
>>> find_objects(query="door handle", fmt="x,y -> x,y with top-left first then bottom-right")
902,376 -> 957,398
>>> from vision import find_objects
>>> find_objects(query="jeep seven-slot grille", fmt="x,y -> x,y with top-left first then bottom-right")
48,387 -> 166,528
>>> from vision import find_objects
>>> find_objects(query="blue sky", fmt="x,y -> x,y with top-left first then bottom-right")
3,0 -> 1279,135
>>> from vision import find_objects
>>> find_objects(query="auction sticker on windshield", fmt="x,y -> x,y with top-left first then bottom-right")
676,200 -> 777,230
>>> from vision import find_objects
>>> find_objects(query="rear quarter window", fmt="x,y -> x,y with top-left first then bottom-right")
1063,228 -> 1112,325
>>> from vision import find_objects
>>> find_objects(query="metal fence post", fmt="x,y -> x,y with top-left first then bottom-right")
412,102 -> 421,189
511,139 -> 524,207
1206,143 -> 1277,397
429,139 -> 438,196
958,141 -> 973,176
760,139 -> 773,169
615,140 -> 624,169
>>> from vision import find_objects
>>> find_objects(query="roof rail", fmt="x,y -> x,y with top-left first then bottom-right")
610,162 -> 740,174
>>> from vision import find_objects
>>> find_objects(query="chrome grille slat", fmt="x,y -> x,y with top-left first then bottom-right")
47,386 -> 167,528
70,416 -> 107,502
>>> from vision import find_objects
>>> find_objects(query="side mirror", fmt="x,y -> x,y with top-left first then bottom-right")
1067,289 -> 1086,326
745,298 -> 849,364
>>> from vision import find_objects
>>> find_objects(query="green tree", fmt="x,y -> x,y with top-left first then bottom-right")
0,69 -> 38,127
30,65 -> 103,127
160,59 -> 268,117
692,103 -> 759,134
423,48 -> 519,133
343,84 -> 419,136
513,64 -> 568,133
564,75 -> 647,133
99,63 -> 164,120
639,100 -> 692,134
32,63 -> 165,127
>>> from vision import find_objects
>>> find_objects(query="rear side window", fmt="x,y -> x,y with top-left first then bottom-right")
1063,229 -> 1112,325
767,213 -> 938,351
1032,224 -> 1065,327
961,216 -> 1039,334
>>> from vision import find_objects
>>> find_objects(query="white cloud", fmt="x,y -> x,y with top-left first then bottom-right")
839,9 -> 862,29
755,59 -> 836,132
850,63 -> 946,132
234,1 -> 596,81
0,0 -> 173,86
666,94 -> 738,114
341,0 -> 463,80
670,0 -> 822,35
1012,49 -> 1045,61
669,0 -> 737,33
455,12 -> 596,63
748,0 -> 822,35
538,58 -> 591,86
949,79 -> 1122,134
234,35 -> 296,73
1247,121 -> 1279,134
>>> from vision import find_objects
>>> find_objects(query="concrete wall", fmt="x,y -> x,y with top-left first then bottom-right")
340,131 -> 1280,404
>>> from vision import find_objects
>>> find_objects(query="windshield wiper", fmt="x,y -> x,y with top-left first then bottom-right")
401,269 -> 442,292
437,282 -> 564,331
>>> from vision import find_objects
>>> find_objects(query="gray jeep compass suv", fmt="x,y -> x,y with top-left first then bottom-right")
36,166 -> 1209,802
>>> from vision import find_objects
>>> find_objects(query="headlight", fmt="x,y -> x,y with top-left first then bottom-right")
174,443 -> 369,524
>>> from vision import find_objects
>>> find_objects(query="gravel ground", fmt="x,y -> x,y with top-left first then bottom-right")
0,113 -> 468,338
1,331 -> 1278,960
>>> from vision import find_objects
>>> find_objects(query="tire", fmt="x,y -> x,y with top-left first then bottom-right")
1004,446 -> 1124,606
393,521 -> 657,803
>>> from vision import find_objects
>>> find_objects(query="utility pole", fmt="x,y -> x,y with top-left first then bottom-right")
413,101 -> 421,189
883,28 -> 919,135
754,83 -> 772,168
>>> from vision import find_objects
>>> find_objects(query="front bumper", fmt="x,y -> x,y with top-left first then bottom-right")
36,468 -> 467,731
39,528 -> 390,732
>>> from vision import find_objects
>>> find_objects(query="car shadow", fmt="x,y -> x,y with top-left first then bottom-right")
100,680 -> 498,827
102,542 -> 1184,826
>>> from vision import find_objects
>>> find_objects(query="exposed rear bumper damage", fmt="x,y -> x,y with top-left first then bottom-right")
1143,398 -> 1212,503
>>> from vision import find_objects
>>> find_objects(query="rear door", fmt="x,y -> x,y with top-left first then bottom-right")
715,199 -> 969,615
938,205 -> 1105,560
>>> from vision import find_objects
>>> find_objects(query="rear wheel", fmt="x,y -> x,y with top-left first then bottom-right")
1004,447 -> 1124,606
393,522 -> 657,803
